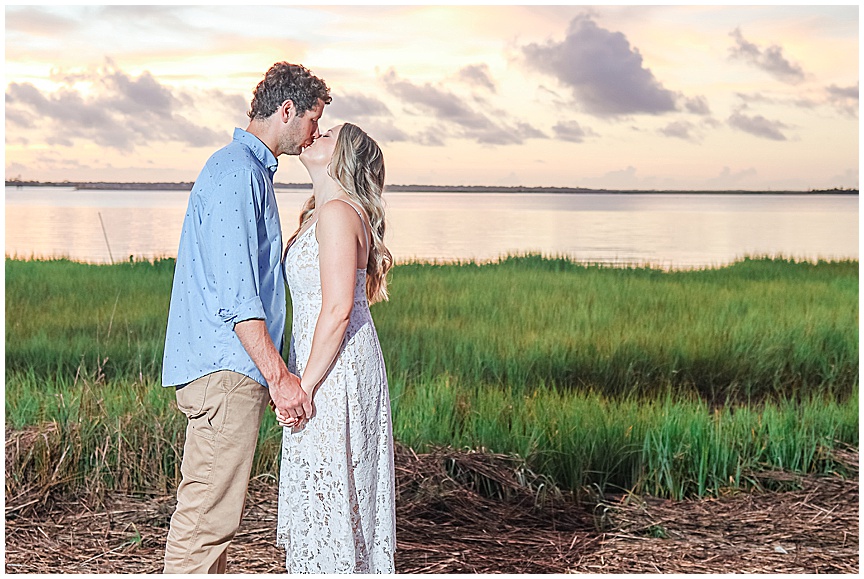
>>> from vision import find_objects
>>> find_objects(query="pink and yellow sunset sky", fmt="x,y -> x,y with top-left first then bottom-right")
4,3 -> 859,190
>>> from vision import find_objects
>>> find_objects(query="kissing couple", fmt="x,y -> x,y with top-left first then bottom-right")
161,62 -> 396,573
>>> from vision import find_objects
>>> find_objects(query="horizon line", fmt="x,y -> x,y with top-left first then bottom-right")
5,180 -> 859,195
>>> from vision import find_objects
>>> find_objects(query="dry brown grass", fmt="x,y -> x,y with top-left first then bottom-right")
5,443 -> 858,573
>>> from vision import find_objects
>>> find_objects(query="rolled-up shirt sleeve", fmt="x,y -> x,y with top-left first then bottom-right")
204,169 -> 267,327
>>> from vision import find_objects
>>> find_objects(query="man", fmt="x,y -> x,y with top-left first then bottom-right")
161,62 -> 330,573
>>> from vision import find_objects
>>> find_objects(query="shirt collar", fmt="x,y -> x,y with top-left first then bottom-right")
233,128 -> 279,172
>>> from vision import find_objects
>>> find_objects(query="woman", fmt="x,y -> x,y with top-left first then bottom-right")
275,123 -> 396,573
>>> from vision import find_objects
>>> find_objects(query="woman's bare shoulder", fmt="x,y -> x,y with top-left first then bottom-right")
317,198 -> 363,233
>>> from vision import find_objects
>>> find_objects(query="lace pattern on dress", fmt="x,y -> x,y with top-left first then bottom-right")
277,221 -> 396,573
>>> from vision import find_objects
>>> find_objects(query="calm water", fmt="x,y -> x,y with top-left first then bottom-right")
4,186 -> 859,269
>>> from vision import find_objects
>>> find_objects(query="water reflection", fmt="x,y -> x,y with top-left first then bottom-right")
4,187 -> 858,268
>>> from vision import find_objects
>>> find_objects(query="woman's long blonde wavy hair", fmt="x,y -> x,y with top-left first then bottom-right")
289,123 -> 393,303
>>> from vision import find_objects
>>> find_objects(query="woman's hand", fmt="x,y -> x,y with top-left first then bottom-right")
275,381 -> 316,428
274,404 -> 300,428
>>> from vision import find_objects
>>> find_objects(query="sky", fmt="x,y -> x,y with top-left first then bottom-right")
4,3 -> 860,190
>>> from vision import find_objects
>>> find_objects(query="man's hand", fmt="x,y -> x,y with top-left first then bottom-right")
270,371 -> 312,426
233,319 -> 312,426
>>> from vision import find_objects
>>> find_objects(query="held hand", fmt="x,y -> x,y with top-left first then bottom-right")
275,405 -> 301,428
274,378 -> 317,428
269,371 -> 312,426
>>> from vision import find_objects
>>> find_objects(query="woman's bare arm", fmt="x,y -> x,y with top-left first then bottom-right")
299,200 -> 364,397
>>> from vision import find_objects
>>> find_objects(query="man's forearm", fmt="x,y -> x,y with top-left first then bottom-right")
233,318 -> 289,386
233,319 -> 311,420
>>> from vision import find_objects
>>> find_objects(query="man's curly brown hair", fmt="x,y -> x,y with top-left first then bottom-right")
247,62 -> 331,120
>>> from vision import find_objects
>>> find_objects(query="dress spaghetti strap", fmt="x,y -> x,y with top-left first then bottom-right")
333,198 -> 370,251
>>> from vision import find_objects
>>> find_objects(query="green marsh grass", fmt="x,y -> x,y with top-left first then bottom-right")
373,255 -> 858,402
5,255 -> 859,499
5,257 -> 174,381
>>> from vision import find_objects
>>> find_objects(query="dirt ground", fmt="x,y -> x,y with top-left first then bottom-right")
5,445 -> 858,574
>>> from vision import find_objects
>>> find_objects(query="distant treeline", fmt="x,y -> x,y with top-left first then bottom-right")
6,180 -> 198,190
5,180 -> 859,195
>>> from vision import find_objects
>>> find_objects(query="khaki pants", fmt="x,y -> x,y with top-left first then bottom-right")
163,370 -> 270,573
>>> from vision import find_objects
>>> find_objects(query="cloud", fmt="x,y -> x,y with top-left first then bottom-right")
416,130 -> 446,147
522,15 -> 678,117
5,62 -> 225,150
99,4 -> 184,22
727,110 -> 789,141
659,121 -> 697,141
734,92 -> 773,106
381,69 -> 547,145
826,83 -> 858,117
205,89 -> 248,127
455,64 -> 497,93
553,120 -> 595,143
7,6 -> 308,72
735,86 -> 856,119
326,93 -> 394,121
5,6 -> 80,36
46,134 -> 75,147
827,84 -> 859,100
5,106 -> 35,129
729,28 -> 805,84
49,65 -> 103,86
473,124 -> 545,146
356,120 -> 411,144
382,70 -> 489,129
103,68 -> 179,116
512,122 -> 546,140
312,91 -> 410,142
790,97 -> 819,109
6,82 -> 114,130
684,95 -> 710,115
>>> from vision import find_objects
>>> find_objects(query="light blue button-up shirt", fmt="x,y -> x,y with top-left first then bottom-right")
162,128 -> 285,389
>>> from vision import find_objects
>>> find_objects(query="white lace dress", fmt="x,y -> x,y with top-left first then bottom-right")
277,219 -> 396,573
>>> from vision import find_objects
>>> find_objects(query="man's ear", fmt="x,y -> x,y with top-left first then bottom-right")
279,99 -> 294,123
